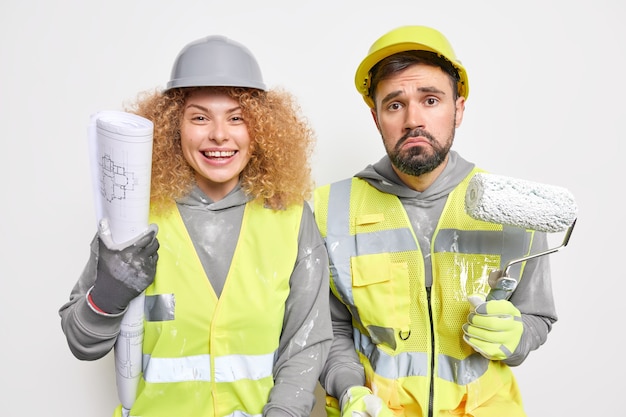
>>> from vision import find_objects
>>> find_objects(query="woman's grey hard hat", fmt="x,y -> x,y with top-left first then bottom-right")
166,35 -> 266,91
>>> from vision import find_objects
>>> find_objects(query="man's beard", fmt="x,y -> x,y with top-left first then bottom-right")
386,127 -> 454,177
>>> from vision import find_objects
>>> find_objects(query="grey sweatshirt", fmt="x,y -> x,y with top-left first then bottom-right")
318,151 -> 558,402
59,184 -> 333,417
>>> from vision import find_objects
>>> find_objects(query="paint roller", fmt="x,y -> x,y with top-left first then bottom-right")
464,172 -> 578,301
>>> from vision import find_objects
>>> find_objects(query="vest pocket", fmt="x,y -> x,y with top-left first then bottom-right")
351,253 -> 410,333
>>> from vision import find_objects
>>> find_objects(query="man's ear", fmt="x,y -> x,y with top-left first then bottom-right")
455,96 -> 466,128
371,107 -> 381,132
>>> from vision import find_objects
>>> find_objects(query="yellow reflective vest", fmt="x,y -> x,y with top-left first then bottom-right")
314,169 -> 534,417
114,200 -> 303,417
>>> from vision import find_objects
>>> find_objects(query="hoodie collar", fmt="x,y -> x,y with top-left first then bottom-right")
177,183 -> 252,211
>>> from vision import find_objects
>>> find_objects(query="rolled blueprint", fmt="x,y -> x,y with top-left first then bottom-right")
89,111 -> 154,242
88,110 -> 153,411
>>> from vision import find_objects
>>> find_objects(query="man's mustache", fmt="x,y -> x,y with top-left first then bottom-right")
396,128 -> 435,150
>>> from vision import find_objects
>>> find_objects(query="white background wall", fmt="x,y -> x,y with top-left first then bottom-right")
1,1 -> 622,416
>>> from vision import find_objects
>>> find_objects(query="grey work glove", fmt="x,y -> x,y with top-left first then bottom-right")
90,218 -> 159,314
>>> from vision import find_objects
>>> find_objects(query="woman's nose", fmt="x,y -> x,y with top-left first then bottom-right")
208,120 -> 228,143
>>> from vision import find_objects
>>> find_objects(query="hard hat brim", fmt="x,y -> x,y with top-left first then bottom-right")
166,77 -> 266,91
355,41 -> 469,108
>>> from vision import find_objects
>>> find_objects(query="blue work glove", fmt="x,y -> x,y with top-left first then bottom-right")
462,297 -> 523,361
89,218 -> 159,314
340,386 -> 394,417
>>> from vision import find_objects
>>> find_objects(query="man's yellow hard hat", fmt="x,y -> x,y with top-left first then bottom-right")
355,25 -> 469,108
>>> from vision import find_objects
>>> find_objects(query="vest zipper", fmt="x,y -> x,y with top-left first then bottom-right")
426,285 -> 435,417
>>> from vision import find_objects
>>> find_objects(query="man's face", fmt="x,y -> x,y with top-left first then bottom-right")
371,63 -> 465,177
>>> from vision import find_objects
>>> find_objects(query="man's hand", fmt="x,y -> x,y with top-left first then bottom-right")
341,386 -> 394,417
463,298 -> 523,360
89,219 -> 159,314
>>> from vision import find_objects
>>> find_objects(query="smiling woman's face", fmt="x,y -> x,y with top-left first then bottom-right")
180,88 -> 252,202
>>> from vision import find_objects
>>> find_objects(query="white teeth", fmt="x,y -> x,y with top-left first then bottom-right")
204,150 -> 235,157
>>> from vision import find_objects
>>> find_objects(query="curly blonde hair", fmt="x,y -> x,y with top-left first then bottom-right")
126,86 -> 316,212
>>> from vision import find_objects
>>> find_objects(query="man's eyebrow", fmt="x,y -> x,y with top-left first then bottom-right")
380,86 -> 447,107
380,90 -> 403,107
418,86 -> 446,95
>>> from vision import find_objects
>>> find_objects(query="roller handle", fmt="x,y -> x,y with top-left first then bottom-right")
486,275 -> 518,301
486,219 -> 577,301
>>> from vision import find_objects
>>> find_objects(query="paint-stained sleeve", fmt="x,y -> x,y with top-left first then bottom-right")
318,291 -> 366,402
58,234 -> 124,360
264,205 -> 334,417
505,231 -> 558,366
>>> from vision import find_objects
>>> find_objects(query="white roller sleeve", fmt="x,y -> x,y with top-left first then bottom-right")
465,173 -> 578,233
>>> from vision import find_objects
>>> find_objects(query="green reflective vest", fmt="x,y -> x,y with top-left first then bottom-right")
115,200 -> 302,417
314,169 -> 532,416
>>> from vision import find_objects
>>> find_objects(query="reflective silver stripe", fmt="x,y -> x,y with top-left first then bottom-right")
143,354 -> 211,382
326,179 -> 353,303
329,227 -> 417,303
434,229 -> 505,254
355,329 -> 427,379
355,228 -> 417,255
142,352 -> 274,383
214,353 -> 275,382
144,294 -> 175,322
437,353 -> 489,385
356,330 -> 488,384
433,225 -> 530,276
